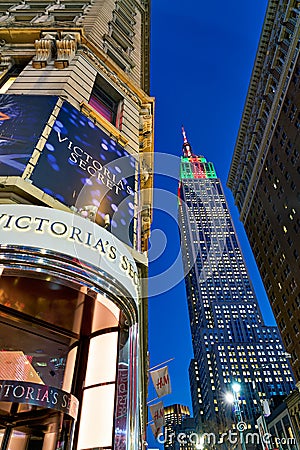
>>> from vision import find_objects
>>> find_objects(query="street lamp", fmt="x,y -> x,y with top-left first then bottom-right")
226,382 -> 247,450
232,382 -> 242,394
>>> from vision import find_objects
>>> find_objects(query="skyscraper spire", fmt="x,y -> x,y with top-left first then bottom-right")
182,126 -> 193,158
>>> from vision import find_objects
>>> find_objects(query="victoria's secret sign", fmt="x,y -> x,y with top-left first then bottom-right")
0,205 -> 139,301
0,380 -> 79,419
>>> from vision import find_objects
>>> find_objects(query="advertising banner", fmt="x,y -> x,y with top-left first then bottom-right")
30,101 -> 137,246
257,415 -> 271,450
0,94 -> 58,176
115,361 -> 129,450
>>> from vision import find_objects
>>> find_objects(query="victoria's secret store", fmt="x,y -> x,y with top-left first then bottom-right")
0,205 -> 140,450
0,94 -> 142,450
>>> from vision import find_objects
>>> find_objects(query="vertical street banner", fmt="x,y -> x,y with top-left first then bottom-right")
150,366 -> 171,398
149,401 -> 165,429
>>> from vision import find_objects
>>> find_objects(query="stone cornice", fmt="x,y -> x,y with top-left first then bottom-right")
227,0 -> 278,189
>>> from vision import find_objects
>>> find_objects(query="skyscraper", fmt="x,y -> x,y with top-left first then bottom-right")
227,0 -> 300,384
163,404 -> 195,450
0,1 -> 153,449
178,130 -> 295,431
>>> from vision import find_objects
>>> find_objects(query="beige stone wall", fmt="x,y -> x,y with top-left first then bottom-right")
82,0 -> 146,89
83,0 -> 115,42
7,56 -> 97,108
130,7 -> 142,87
6,52 -> 141,157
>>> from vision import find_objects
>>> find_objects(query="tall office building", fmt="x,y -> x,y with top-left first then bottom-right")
0,1 -> 153,450
227,0 -> 300,384
178,132 -> 295,431
163,404 -> 195,450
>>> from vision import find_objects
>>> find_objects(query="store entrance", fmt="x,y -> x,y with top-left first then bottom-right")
0,404 -> 74,450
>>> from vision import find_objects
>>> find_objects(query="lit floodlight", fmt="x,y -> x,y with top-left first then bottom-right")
232,382 -> 241,393
225,392 -> 234,404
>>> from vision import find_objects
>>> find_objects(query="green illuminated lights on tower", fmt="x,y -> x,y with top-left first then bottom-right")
180,155 -> 217,180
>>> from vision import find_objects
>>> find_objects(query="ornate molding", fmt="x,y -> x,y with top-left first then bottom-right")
139,108 -> 153,187
32,32 -> 81,69
0,55 -> 14,73
32,32 -> 57,68
54,32 -> 81,69
139,102 -> 154,250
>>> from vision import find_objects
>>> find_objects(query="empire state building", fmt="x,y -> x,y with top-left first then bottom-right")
178,129 -> 294,428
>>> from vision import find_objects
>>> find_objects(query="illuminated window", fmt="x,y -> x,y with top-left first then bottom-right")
85,332 -> 118,386
89,75 -> 123,128
77,384 -> 115,448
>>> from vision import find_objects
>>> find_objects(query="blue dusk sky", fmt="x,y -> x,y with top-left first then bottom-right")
147,0 -> 271,447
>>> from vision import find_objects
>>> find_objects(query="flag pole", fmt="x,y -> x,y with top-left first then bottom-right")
148,357 -> 175,372
147,396 -> 159,405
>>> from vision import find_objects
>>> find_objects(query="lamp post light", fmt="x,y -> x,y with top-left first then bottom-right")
226,382 -> 247,450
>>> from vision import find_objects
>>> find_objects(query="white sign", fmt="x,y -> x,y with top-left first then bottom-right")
149,401 -> 165,428
0,205 -> 139,302
150,366 -> 171,398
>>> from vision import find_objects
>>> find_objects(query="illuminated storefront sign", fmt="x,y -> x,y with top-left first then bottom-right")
0,205 -> 139,301
0,380 -> 79,419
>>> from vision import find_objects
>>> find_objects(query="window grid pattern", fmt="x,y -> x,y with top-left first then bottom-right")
179,155 -> 295,427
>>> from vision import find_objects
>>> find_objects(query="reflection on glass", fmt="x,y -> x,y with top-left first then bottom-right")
0,319 -> 73,391
62,347 -> 77,393
0,351 -> 43,383
0,276 -> 84,334
8,430 -> 28,450
92,294 -> 120,332
0,271 -> 133,450
0,428 -> 4,448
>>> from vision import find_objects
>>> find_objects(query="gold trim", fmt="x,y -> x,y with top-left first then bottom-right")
80,101 -> 129,147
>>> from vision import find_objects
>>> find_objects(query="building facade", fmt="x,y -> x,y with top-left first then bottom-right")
265,399 -> 300,450
286,389 -> 300,448
227,0 -> 300,382
0,1 -> 154,450
178,134 -> 295,432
